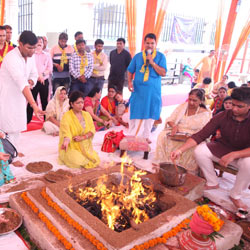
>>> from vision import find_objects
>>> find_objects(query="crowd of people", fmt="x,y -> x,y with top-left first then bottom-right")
0,25 -> 249,214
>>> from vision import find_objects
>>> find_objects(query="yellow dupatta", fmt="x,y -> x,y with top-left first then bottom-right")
77,51 -> 88,75
0,42 -> 9,63
59,46 -> 68,69
74,43 -> 77,52
59,110 -> 100,168
140,49 -> 157,82
92,51 -> 103,75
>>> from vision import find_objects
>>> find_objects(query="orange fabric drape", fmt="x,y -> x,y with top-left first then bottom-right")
214,0 -> 239,82
214,0 -> 224,52
226,18 -> 250,73
141,0 -> 158,50
0,0 -> 5,25
125,0 -> 137,57
154,0 -> 170,42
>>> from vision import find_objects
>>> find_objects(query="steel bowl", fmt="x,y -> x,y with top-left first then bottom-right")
159,162 -> 187,187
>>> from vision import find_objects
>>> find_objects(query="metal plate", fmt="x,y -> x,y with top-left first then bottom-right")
0,208 -> 22,235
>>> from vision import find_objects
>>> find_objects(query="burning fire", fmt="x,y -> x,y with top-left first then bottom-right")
68,155 -> 159,232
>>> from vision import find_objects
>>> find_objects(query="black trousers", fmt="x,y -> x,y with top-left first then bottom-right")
108,78 -> 125,93
27,79 -> 49,124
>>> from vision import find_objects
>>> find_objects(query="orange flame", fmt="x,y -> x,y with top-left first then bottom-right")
71,155 -> 157,230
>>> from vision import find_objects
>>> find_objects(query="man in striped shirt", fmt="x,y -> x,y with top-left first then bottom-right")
69,39 -> 93,96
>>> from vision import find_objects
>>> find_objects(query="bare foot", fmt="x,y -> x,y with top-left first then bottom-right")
229,196 -> 248,210
12,160 -> 24,167
146,138 -> 152,144
18,152 -> 25,157
204,184 -> 219,190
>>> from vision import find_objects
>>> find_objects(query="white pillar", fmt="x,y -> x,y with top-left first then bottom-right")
135,0 -> 147,53
4,0 -> 18,43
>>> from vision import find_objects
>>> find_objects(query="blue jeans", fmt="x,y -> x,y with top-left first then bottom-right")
89,76 -> 105,91
69,78 -> 93,97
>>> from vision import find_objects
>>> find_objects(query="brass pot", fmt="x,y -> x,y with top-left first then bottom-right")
159,162 -> 187,187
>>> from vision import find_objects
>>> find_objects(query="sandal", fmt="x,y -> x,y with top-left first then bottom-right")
236,208 -> 248,219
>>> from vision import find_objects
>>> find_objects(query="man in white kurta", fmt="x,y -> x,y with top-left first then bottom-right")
0,31 -> 44,166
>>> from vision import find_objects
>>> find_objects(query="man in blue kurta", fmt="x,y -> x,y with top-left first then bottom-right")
127,33 -> 167,143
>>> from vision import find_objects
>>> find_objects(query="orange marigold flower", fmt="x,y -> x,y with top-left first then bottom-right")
143,242 -> 150,249
148,239 -> 155,247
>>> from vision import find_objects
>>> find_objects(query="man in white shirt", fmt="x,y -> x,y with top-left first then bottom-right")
90,39 -> 108,90
0,31 -> 44,166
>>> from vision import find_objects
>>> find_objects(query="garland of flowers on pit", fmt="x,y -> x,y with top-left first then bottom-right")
41,188 -> 190,250
131,218 -> 190,250
40,188 -> 107,250
22,188 -> 191,250
21,192 -> 75,250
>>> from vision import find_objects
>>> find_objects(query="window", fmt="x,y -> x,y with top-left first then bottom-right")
18,0 -> 33,33
93,1 -> 127,40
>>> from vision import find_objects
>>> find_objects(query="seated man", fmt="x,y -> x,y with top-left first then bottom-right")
171,87 -> 250,212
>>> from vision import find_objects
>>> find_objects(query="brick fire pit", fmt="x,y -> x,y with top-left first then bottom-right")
10,165 -> 197,250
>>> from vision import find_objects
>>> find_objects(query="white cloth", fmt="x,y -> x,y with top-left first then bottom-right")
7,132 -> 20,149
0,47 -> 38,133
43,121 -> 59,135
194,143 -> 250,200
45,86 -> 69,121
129,119 -> 154,139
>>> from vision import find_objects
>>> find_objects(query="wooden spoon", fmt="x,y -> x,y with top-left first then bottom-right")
172,159 -> 179,174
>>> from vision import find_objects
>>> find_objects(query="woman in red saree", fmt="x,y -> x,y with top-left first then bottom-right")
101,86 -> 117,116
84,87 -> 118,131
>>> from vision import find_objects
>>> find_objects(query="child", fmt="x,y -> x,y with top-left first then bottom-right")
115,92 -> 129,128
212,96 -> 232,140
191,69 -> 199,88
0,132 -> 15,186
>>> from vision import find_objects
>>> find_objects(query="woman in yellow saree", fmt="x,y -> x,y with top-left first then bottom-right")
59,91 -> 100,169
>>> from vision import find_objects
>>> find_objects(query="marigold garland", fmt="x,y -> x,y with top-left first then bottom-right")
40,188 -> 107,250
196,205 -> 224,232
23,189 -> 191,250
21,192 -> 74,250
130,218 -> 191,250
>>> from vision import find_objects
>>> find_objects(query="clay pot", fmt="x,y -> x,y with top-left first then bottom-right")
179,229 -> 216,250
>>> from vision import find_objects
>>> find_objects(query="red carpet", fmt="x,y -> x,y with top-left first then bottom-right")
162,93 -> 188,106
23,116 -> 44,132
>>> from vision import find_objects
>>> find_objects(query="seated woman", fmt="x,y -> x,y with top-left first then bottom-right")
194,77 -> 213,105
155,89 -> 212,173
84,87 -> 118,131
210,86 -> 228,115
59,91 -> 100,169
101,86 -> 118,117
43,86 -> 69,136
